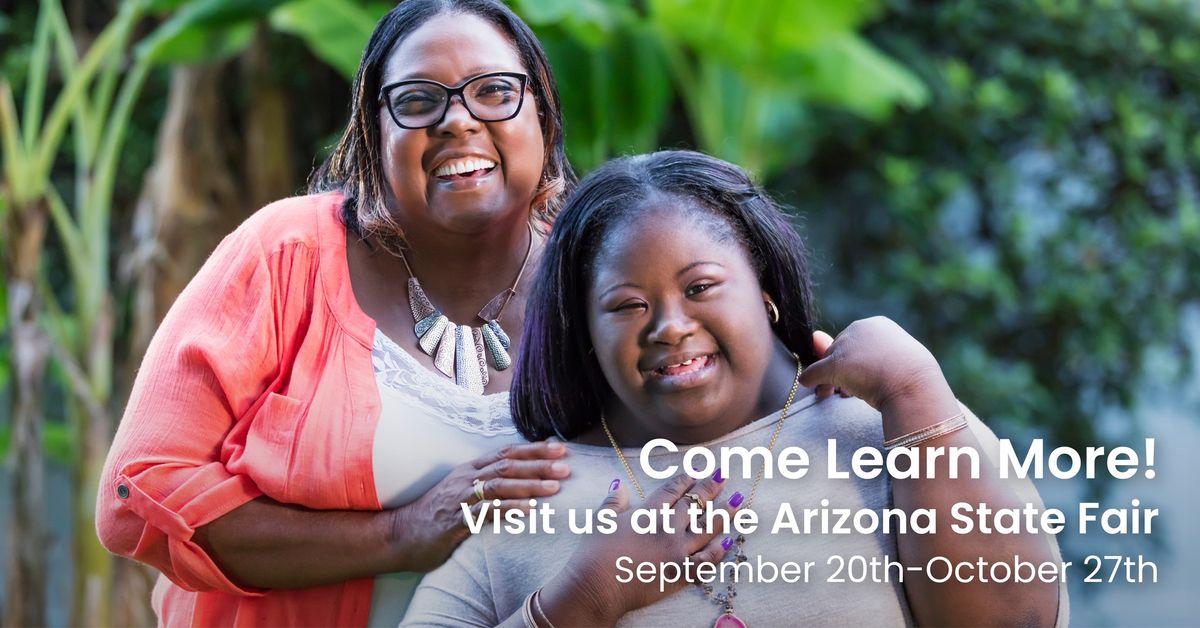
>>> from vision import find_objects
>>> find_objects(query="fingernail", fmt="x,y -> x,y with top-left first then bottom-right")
609,479 -> 620,493
713,467 -> 725,483
547,441 -> 565,451
542,480 -> 560,490
551,462 -> 568,473
729,492 -> 744,508
721,536 -> 734,552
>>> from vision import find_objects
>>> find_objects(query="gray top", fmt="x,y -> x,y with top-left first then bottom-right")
402,393 -> 1069,627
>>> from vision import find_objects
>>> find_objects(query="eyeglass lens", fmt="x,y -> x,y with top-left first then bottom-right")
386,74 -> 524,129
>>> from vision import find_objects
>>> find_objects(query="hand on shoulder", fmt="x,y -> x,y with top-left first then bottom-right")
800,316 -> 951,412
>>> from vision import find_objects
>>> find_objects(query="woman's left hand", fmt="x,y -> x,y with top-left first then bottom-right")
535,473 -> 733,625
800,316 -> 951,412
810,330 -> 853,400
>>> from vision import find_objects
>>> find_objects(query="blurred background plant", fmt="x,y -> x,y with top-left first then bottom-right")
0,0 -> 1196,625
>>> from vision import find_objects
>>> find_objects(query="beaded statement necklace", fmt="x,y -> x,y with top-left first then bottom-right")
601,355 -> 804,628
397,222 -> 534,393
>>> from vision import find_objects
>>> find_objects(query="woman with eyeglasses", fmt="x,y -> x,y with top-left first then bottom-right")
96,1 -> 578,625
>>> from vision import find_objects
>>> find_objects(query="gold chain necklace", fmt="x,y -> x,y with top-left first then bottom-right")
600,354 -> 804,628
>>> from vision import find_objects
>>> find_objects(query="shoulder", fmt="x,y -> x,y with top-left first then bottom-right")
233,192 -> 346,257
791,394 -> 884,449
190,191 -> 365,335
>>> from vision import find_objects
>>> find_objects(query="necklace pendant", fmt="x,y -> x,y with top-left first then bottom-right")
714,611 -> 746,628
478,288 -> 515,322
417,315 -> 450,356
454,325 -> 485,394
407,277 -> 437,321
432,323 -> 457,377
481,323 -> 512,371
414,312 -> 442,337
484,319 -> 511,349
472,327 -> 489,387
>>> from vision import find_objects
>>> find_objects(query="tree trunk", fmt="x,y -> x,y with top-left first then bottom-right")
4,203 -> 50,628
70,401 -> 113,628
125,64 -> 239,358
108,558 -> 156,628
242,25 -> 295,211
66,284 -> 114,626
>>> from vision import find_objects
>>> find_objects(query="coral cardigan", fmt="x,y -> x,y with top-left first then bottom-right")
97,193 -> 383,626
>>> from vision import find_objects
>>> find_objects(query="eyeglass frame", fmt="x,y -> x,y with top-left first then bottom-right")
378,71 -> 530,130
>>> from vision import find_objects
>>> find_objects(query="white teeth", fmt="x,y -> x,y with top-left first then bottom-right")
434,157 -> 496,177
663,356 -> 705,370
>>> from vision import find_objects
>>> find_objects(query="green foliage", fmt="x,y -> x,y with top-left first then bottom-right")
138,0 -> 388,73
644,0 -> 925,176
123,0 -> 392,88
127,0 -> 925,175
269,0 -> 388,77
5,0 -> 1192,484
534,10 -> 672,170
0,422 -> 74,465
790,0 -> 1200,447
514,0 -> 620,46
0,282 -> 7,412
138,0 -> 289,64
529,0 -> 926,174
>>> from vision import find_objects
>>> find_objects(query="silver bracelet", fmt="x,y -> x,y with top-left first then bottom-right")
532,589 -> 556,628
521,590 -> 539,628
884,412 -> 968,450
522,589 -> 556,628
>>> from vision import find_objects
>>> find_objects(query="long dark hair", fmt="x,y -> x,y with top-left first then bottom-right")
511,150 -> 818,442
309,0 -> 575,241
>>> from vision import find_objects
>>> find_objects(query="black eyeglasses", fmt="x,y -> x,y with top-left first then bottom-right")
379,72 -> 529,130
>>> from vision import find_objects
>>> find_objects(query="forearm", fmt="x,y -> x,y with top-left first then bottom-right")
194,496 -> 407,589
882,379 -> 1058,626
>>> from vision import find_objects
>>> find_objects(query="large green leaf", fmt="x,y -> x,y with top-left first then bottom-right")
512,0 -> 577,24
23,0 -> 54,151
269,0 -> 388,78
143,20 -> 256,64
608,22 -> 672,154
146,0 -> 195,11
516,0 -> 624,48
650,0 -> 878,67
791,33 -> 928,119
137,0 -> 288,64
539,19 -> 672,172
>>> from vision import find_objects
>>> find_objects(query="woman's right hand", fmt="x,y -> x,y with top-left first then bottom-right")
390,440 -> 571,572
536,472 -> 734,625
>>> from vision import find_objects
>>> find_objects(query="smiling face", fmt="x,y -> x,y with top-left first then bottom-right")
586,197 -> 791,444
378,12 -> 545,235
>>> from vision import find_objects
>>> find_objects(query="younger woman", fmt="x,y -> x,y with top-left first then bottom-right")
403,150 -> 1066,626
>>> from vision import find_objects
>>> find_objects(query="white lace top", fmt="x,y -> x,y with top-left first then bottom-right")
368,329 -> 524,626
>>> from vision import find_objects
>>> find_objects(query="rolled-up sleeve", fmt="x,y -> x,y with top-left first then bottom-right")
97,223 -> 280,595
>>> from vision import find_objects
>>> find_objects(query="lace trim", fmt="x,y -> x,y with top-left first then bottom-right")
372,328 -> 517,437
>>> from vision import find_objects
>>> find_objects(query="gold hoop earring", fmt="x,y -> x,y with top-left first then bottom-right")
765,299 -> 780,324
